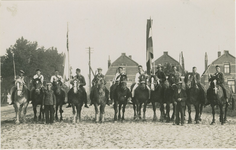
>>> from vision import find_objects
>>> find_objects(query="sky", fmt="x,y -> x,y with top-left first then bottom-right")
0,0 -> 235,88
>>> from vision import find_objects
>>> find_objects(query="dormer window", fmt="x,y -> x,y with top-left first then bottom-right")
224,63 -> 230,74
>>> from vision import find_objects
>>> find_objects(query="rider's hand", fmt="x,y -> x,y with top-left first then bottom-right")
42,105 -> 44,109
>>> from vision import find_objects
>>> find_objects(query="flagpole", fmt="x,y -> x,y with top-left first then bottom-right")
67,22 -> 70,81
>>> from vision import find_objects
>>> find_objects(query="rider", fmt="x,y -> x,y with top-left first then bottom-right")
155,64 -> 166,85
32,69 -> 44,87
171,65 -> 182,85
132,65 -> 151,100
113,66 -> 124,84
189,67 -> 207,103
69,68 -> 89,108
90,68 -> 109,106
9,70 -> 27,105
208,65 -> 229,104
50,69 -> 64,90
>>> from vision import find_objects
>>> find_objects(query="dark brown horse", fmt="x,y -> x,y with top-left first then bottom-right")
131,74 -> 149,121
31,78 -> 45,122
68,79 -> 84,123
9,79 -> 30,124
91,78 -> 108,123
184,74 -> 205,124
207,79 -> 230,125
148,75 -> 162,121
53,80 -> 66,121
113,74 -> 132,122
161,74 -> 176,122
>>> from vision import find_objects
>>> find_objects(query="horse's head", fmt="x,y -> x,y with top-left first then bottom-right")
139,74 -> 147,90
71,79 -> 79,93
33,78 -> 42,94
168,74 -> 176,85
149,75 -> 159,91
212,79 -> 218,94
185,74 -> 193,89
15,79 -> 24,96
54,80 -> 62,94
119,74 -> 128,90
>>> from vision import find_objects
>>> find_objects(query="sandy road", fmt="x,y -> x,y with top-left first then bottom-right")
1,104 -> 236,149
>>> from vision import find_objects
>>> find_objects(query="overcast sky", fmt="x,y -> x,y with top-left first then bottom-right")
0,0 -> 235,86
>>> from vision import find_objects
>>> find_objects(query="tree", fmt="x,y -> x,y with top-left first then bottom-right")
1,37 -> 65,100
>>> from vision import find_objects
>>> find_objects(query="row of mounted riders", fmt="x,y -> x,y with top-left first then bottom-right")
9,71 -> 232,125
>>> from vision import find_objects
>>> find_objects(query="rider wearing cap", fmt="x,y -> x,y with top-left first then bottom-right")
32,69 -> 44,87
155,64 -> 166,85
208,65 -> 230,103
9,70 -> 28,104
171,66 -> 182,85
90,68 -> 109,106
113,66 -> 124,84
132,65 -> 151,99
50,69 -> 64,90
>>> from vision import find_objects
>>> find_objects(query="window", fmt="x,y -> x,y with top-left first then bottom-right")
224,63 -> 230,74
228,80 -> 235,93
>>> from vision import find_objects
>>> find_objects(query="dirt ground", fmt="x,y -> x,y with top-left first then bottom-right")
1,104 -> 236,149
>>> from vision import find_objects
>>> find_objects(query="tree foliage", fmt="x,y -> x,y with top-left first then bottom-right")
1,37 -> 65,94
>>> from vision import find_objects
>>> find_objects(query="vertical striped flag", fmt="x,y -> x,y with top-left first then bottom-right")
146,18 -> 154,75
181,51 -> 185,74
63,23 -> 70,82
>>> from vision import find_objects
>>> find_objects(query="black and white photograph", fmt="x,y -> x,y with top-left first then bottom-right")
0,0 -> 235,149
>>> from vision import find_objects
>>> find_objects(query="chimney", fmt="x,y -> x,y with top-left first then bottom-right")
121,53 -> 126,56
108,55 -> 111,68
129,55 -> 132,59
164,51 -> 168,55
218,51 -> 221,57
224,50 -> 229,55
205,52 -> 208,71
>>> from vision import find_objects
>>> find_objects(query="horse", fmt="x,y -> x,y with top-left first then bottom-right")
53,80 -> 66,121
148,75 -> 162,121
161,74 -> 177,122
31,78 -> 45,122
92,78 -> 108,123
68,79 -> 84,123
184,74 -> 205,124
8,79 -> 30,124
130,74 -> 149,121
207,79 -> 231,125
113,74 -> 132,122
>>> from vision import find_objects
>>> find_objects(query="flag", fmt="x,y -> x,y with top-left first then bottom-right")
205,52 -> 208,71
146,19 -> 154,75
63,23 -> 70,82
181,51 -> 185,74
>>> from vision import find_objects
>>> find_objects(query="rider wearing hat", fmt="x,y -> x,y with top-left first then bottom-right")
155,64 -> 166,85
208,65 -> 230,103
9,70 -> 28,105
90,68 -> 109,106
173,80 -> 187,126
132,65 -> 151,100
171,65 -> 182,84
68,68 -> 89,108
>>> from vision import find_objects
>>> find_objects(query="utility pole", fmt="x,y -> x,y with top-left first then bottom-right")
86,47 -> 93,92
10,50 -> 16,80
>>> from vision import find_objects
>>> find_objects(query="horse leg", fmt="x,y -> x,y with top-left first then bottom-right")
76,105 -> 80,123
60,105 -> 63,121
152,102 -> 157,121
22,102 -> 28,123
166,103 -> 170,122
100,104 -> 105,123
138,103 -> 142,120
210,105 -> 215,125
72,104 -> 76,123
160,103 -> 164,122
224,103 -> 228,123
114,101 -> 118,122
55,105 -> 59,121
118,103 -> 122,121
219,105 -> 223,125
195,104 -> 200,124
15,103 -> 20,124
132,102 -> 137,120
187,104 -> 192,124
199,104 -> 203,121
19,105 -> 22,122
170,103 -> 175,121
121,104 -> 126,122
143,102 -> 147,121
94,104 -> 99,123
33,105 -> 37,122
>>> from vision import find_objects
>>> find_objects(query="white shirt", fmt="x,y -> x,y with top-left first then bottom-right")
33,74 -> 44,84
113,72 -> 123,83
50,75 -> 63,83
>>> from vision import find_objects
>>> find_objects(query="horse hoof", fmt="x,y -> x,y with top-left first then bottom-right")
114,121 -> 117,123
121,120 -> 124,123
143,119 -> 147,122
15,121 -> 20,124
153,118 -> 157,122
166,120 -> 170,123
188,121 -> 192,124
196,121 -> 200,124
210,122 -> 215,125
198,118 -> 202,121
160,119 -> 164,122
